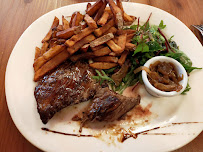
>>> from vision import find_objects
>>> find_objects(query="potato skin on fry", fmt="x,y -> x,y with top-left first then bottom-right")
89,62 -> 117,69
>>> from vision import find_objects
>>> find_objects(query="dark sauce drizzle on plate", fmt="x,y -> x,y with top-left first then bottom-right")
41,122 -> 203,142
41,128 -> 93,137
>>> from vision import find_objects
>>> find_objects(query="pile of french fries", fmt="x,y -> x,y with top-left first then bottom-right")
33,0 -> 137,82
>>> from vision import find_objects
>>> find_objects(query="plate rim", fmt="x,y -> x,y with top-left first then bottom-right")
5,2 -> 203,152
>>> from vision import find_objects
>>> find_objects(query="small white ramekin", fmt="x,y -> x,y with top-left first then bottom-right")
142,56 -> 188,97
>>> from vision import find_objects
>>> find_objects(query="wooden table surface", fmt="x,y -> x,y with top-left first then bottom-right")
0,0 -> 202,151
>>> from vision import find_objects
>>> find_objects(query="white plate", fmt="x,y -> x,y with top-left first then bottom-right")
5,2 -> 203,152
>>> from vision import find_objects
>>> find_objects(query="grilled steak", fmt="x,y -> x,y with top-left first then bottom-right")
79,87 -> 141,132
34,62 -> 98,124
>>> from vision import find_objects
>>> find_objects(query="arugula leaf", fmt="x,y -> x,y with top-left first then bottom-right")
133,42 -> 149,56
130,25 -> 138,30
104,67 -> 117,74
147,41 -> 163,51
140,22 -> 150,31
181,64 -> 202,73
181,83 -> 191,95
92,70 -> 114,85
115,66 -> 139,94
161,47 -> 202,73
158,20 -> 166,29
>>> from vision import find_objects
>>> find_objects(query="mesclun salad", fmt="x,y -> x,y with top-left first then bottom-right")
93,14 -> 201,95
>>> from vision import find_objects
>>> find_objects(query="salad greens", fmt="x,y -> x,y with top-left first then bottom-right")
93,15 -> 201,94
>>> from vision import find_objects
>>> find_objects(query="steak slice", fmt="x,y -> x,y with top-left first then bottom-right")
79,87 -> 141,132
34,62 -> 98,124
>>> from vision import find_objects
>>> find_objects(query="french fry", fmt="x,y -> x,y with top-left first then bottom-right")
117,29 -> 136,35
108,0 -> 123,29
35,47 -> 41,60
65,27 -> 96,47
69,12 -> 76,27
40,42 -> 49,55
67,34 -> 96,55
117,33 -> 127,52
70,52 -> 94,62
126,33 -> 135,43
93,47 -> 111,56
91,45 -> 105,52
33,45 -> 66,72
86,0 -> 103,16
109,52 -> 117,56
94,19 -> 115,37
49,39 -> 58,48
90,33 -> 114,48
112,36 -> 118,44
130,15 -> 137,21
86,3 -> 92,12
43,45 -> 66,60
33,56 -> 47,72
62,15 -> 70,30
42,16 -> 59,42
84,14 -> 98,29
118,50 -> 129,65
97,11 -> 109,26
52,29 -> 58,38
106,40 -> 123,54
94,0 -> 107,22
56,26 -> 81,39
89,62 -> 117,69
80,44 -> 90,53
115,0 -> 124,13
123,15 -> 136,26
104,7 -> 112,14
116,0 -> 134,23
80,21 -> 87,30
125,42 -> 136,51
56,39 -> 66,45
34,49 -> 70,81
71,12 -> 84,27
93,56 -> 118,63
103,27 -> 117,35
57,25 -> 64,31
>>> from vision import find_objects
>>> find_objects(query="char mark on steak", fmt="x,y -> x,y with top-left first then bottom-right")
34,62 -> 98,124
78,87 -> 141,132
